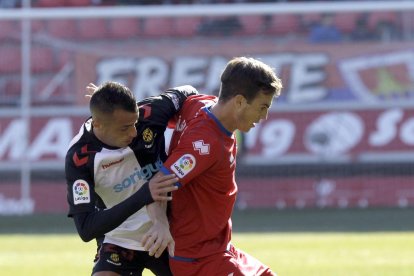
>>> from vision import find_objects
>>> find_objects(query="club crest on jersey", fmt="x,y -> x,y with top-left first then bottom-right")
73,180 -> 90,205
193,140 -> 210,155
142,128 -> 155,148
170,154 -> 196,178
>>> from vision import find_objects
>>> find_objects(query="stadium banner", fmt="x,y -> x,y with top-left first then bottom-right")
242,107 -> 414,164
72,40 -> 414,107
0,107 -> 413,166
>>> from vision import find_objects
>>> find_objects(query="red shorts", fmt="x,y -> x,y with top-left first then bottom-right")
170,244 -> 276,276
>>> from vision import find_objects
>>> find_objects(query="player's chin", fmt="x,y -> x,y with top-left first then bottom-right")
240,124 -> 255,133
116,141 -> 131,148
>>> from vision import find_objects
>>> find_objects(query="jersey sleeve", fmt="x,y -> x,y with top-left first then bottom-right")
160,124 -> 218,187
65,146 -> 97,216
137,85 -> 199,128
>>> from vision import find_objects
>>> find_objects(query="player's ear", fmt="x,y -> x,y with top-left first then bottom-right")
234,94 -> 247,109
91,117 -> 101,129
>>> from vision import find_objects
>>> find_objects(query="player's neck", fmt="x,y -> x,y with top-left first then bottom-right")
210,102 -> 236,133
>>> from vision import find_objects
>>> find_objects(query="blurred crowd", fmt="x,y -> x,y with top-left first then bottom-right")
0,0 -> 404,43
0,0 -> 408,8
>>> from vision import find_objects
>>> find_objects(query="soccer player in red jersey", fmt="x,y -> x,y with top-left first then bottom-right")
145,57 -> 283,275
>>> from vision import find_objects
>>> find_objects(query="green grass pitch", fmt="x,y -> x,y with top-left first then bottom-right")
2,208 -> 414,275
1,232 -> 414,275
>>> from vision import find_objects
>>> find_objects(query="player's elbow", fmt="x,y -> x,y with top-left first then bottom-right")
78,231 -> 94,243
72,214 -> 96,242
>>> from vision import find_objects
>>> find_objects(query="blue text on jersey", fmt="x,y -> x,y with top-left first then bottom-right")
113,159 -> 163,192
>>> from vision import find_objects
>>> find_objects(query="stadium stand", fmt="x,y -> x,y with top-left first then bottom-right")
238,15 -> 264,36
143,17 -> 175,37
31,47 -> 55,73
0,20 -> 18,41
47,20 -> 78,39
367,11 -> 399,30
0,46 -> 21,74
174,17 -> 203,37
108,18 -> 143,39
2,78 -> 21,105
77,18 -> 109,39
267,14 -> 300,35
36,0 -> 66,7
66,0 -> 93,6
333,12 -> 359,34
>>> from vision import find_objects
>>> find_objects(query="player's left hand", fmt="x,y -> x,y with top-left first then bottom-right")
142,221 -> 175,258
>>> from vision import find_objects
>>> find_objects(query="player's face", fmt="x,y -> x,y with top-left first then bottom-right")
236,91 -> 274,133
97,108 -> 139,148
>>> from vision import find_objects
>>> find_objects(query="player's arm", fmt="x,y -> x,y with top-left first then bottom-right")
138,85 -> 198,127
67,155 -> 178,242
143,198 -> 174,258
160,126 -> 218,188
72,180 -> 154,242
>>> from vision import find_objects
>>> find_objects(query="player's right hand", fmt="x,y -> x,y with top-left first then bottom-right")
149,174 -> 178,201
142,220 -> 175,258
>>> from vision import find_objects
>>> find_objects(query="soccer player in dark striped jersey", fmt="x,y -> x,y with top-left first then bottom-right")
65,81 -> 198,276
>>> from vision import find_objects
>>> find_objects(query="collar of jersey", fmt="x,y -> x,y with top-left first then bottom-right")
202,106 -> 232,137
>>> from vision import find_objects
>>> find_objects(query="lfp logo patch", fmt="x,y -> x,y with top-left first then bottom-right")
170,154 -> 196,178
73,180 -> 90,205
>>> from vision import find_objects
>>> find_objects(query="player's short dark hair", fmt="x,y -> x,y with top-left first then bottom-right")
218,56 -> 283,103
90,81 -> 137,115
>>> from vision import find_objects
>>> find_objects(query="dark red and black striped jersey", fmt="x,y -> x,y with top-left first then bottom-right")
65,85 -> 197,250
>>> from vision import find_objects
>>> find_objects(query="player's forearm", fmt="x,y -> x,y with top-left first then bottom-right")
146,201 -> 169,226
73,182 -> 154,242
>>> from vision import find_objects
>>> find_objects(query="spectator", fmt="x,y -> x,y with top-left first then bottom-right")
350,15 -> 377,41
197,16 -> 242,36
308,13 -> 343,43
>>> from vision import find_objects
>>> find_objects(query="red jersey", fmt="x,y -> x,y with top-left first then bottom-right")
161,94 -> 238,259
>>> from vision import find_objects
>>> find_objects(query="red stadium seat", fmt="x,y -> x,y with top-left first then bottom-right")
334,13 -> 359,33
31,47 -> 55,73
0,46 -> 21,74
238,15 -> 264,35
267,14 -> 300,35
301,13 -> 322,29
36,0 -> 65,7
31,20 -> 46,35
56,50 -> 73,69
174,17 -> 203,37
0,20 -> 19,41
143,18 -> 174,37
78,19 -> 109,40
2,79 -> 21,104
368,11 -> 398,30
108,18 -> 142,39
47,20 -> 78,39
66,0 -> 91,6
32,76 -> 73,105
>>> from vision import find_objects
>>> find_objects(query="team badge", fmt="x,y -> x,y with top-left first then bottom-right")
72,180 -> 90,205
170,154 -> 196,178
106,253 -> 121,266
110,253 -> 119,263
142,128 -> 156,148
193,140 -> 210,155
142,128 -> 153,143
